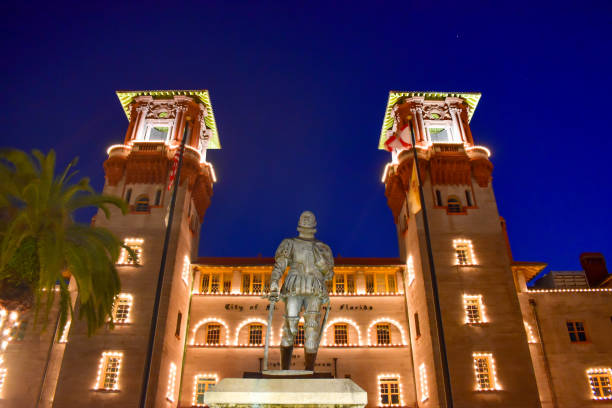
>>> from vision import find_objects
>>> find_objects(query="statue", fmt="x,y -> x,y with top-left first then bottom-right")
267,211 -> 334,372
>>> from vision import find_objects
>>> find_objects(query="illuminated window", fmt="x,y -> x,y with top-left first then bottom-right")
376,324 -> 391,345
295,323 -> 305,346
365,271 -> 397,294
248,324 -> 263,345
166,363 -> 176,401
473,353 -> 500,391
419,363 -> 429,401
182,256 -> 191,284
118,238 -> 143,265
134,195 -> 150,212
463,295 -> 486,324
406,256 -> 415,286
334,324 -> 348,345
567,321 -> 587,342
95,352 -> 123,390
112,294 -> 132,323
200,271 -> 231,294
379,377 -> 400,405
206,323 -> 221,345
587,368 -> 612,400
242,271 -> 271,294
447,197 -> 462,213
194,375 -> 217,406
453,239 -> 475,265
332,271 -> 355,294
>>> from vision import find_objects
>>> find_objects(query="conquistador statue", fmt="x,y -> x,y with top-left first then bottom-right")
269,211 -> 334,371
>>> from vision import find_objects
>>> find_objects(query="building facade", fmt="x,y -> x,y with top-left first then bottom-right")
0,90 -> 610,407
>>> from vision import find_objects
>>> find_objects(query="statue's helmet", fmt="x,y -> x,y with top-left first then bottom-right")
297,211 -> 317,231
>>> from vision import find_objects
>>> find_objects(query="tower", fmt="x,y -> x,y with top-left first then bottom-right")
50,90 -> 220,407
381,92 -> 541,407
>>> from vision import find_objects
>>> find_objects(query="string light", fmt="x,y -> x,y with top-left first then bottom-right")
192,373 -> 219,406
377,374 -> 404,406
190,318 -> 230,345
473,353 -> 501,391
118,238 -> 143,265
453,239 -> 476,265
166,362 -> 177,401
106,144 -> 131,155
182,256 -> 191,285
367,318 -> 407,345
419,363 -> 429,401
462,294 -> 487,324
234,318 -> 269,346
59,320 -> 71,343
527,288 -> 612,293
322,318 -> 362,346
406,256 -> 415,286
94,352 -> 123,390
465,145 -> 492,157
112,294 -> 133,323
524,322 -> 537,343
0,368 -> 6,396
586,368 -> 612,400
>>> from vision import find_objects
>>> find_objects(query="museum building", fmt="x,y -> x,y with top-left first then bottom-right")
0,90 -> 610,407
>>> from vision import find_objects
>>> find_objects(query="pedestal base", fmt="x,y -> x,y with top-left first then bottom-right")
204,378 -> 367,408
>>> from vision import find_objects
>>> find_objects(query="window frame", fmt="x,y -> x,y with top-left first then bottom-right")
376,323 -> 391,345
142,120 -> 174,143
241,270 -> 271,294
295,323 -> 305,346
333,323 -> 349,345
118,239 -> 143,265
112,294 -> 132,324
96,352 -> 123,390
365,271 -> 397,294
587,368 -> 612,400
200,271 -> 231,294
473,353 -> 500,391
248,323 -> 264,345
566,320 -> 588,343
463,295 -> 486,324
205,323 -> 221,345
332,270 -> 355,294
453,239 -> 475,266
379,377 -> 401,406
194,375 -> 218,406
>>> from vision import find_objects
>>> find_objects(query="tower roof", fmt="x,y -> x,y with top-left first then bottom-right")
378,91 -> 482,149
116,89 -> 221,149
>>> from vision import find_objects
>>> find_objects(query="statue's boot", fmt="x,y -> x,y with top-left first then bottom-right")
304,352 -> 317,371
281,346 -> 293,370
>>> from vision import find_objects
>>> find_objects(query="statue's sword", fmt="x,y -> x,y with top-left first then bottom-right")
263,297 -> 276,371
316,299 -> 331,347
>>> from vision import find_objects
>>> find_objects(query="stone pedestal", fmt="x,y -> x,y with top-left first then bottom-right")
204,378 -> 367,408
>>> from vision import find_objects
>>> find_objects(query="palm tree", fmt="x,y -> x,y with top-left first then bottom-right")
0,148 -> 131,335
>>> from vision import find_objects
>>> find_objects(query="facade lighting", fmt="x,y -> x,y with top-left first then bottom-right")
473,352 -> 501,391
377,374 -> 404,406
366,318 -> 407,345
419,363 -> 429,401
192,373 -> 218,407
190,318 -> 230,345
94,352 -> 123,390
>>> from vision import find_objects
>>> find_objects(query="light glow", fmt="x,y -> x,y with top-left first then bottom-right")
453,239 -> 476,265
95,352 -> 123,390
59,320 -> 71,343
118,238 -> 143,265
322,318 -> 362,346
524,322 -> 537,343
463,294 -> 487,324
112,294 -> 133,323
234,318 -> 269,346
193,373 -> 219,406
367,318 -> 407,345
473,353 -> 501,391
466,145 -> 492,157
190,318 -> 230,346
587,368 -> 612,400
406,256 -> 415,286
204,161 -> 217,182
419,363 -> 429,401
182,256 -> 191,285
377,374 -> 404,407
166,362 -> 177,401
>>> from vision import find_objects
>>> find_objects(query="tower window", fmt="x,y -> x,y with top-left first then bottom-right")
414,313 -> 421,338
435,190 -> 442,206
447,197 -> 463,213
465,190 -> 473,207
125,188 -> 132,204
205,323 -> 221,345
118,238 -> 143,265
463,295 -> 486,324
194,375 -> 217,406
376,323 -> 391,345
587,368 -> 612,400
473,353 -> 500,391
567,321 -> 587,342
379,377 -> 401,405
333,271 -> 355,294
134,195 -> 150,212
95,352 -> 123,390
248,324 -> 263,345
154,189 -> 162,206
453,239 -> 475,265
334,323 -> 348,345
112,294 -> 132,323
295,323 -> 305,346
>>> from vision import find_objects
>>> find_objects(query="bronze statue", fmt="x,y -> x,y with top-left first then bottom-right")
267,211 -> 334,371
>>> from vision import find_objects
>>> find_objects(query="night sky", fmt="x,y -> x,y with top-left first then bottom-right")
2,1 -> 611,277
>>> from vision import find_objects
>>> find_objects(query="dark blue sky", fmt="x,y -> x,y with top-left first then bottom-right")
2,1 -> 610,275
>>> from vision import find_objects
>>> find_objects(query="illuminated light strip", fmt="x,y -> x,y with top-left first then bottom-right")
419,363 -> 429,401
377,373 -> 404,407
59,320 -> 71,343
367,318 -> 407,345
192,373 -> 219,407
462,294 -> 487,324
473,352 -> 501,391
453,239 -> 477,265
322,318 -> 362,346
234,318 -> 269,346
190,318 -> 230,346
193,292 -> 405,297
586,368 -> 612,400
524,322 -> 537,343
0,368 -> 6,396
527,288 -> 612,293
406,255 -> 415,286
466,145 -> 492,157
106,144 -> 131,155
182,256 -> 191,285
94,352 -> 123,390
112,293 -> 133,323
166,362 -> 177,401
188,343 -> 408,348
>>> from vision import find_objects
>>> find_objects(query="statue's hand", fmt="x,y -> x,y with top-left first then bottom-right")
268,281 -> 280,302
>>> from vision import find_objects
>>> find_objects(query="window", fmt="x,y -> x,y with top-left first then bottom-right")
567,321 -> 587,342
145,123 -> 172,142
95,352 -> 123,390
205,323 -> 221,345
473,353 -> 500,391
365,271 -> 397,294
182,256 -> 191,284
295,323 -> 305,346
465,190 -> 473,207
194,376 -> 217,406
427,126 -> 454,143
200,271 -> 231,294
435,190 -> 442,206
333,271 -> 355,294
379,377 -> 400,405
406,256 -> 415,286
118,238 -> 143,265
419,363 -> 429,401
154,189 -> 161,206
453,239 -> 475,265
166,363 -> 176,401
414,313 -> 421,338
248,324 -> 263,345
587,368 -> 612,400
376,324 -> 391,345
175,312 -> 182,338
463,295 -> 486,324
112,294 -> 132,323
334,324 -> 348,345
134,195 -> 150,212
242,271 -> 271,294
125,188 -> 132,204
447,197 -> 462,213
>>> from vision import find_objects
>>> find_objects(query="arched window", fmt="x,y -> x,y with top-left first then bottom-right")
447,197 -> 462,213
125,188 -> 132,204
154,189 -> 162,206
135,196 -> 150,212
